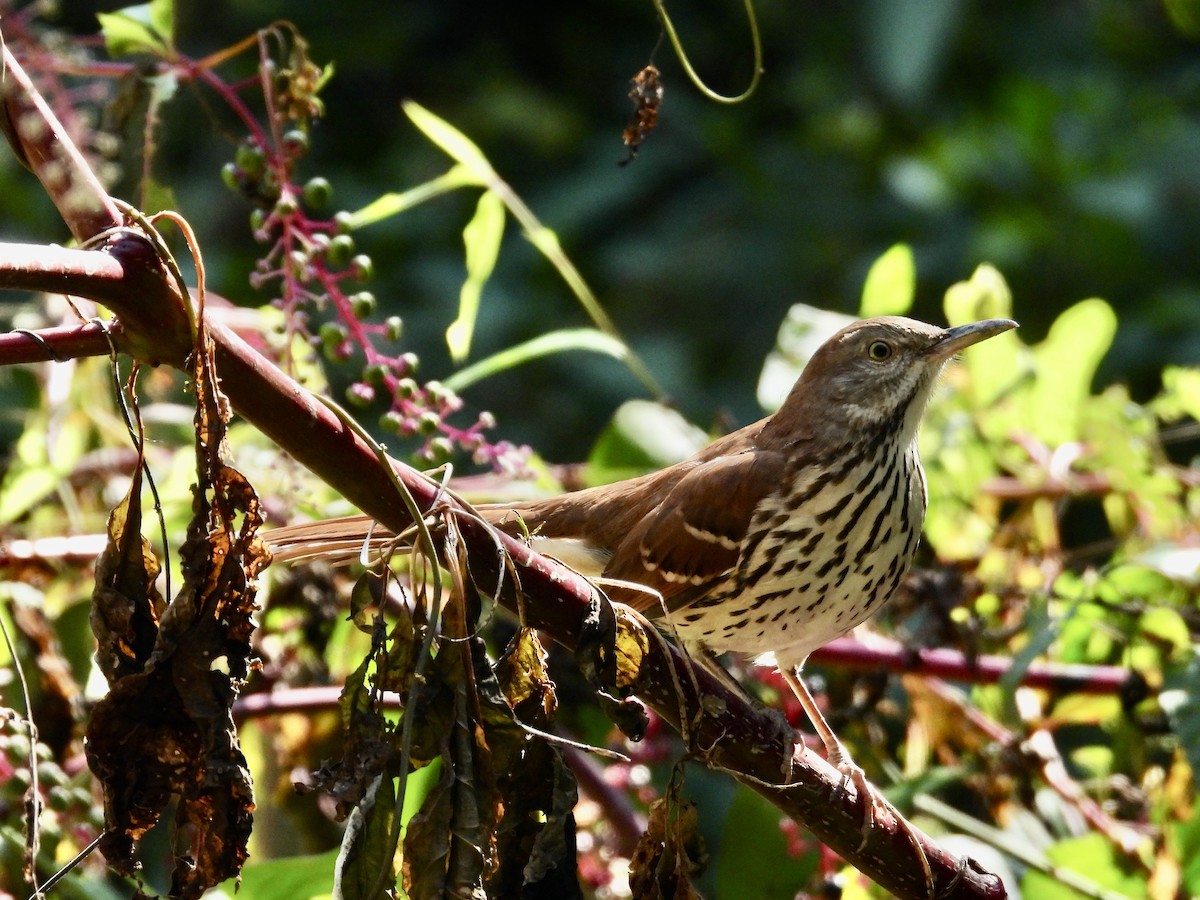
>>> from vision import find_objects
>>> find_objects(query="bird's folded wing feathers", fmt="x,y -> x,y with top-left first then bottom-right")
612,448 -> 788,612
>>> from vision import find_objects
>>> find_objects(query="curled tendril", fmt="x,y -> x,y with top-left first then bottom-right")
652,0 -> 763,104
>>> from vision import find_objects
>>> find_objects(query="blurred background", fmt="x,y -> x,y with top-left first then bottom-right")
10,0 -> 1200,460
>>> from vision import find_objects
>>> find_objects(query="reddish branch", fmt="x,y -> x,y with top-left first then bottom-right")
0,43 -> 1010,899
811,636 -> 1137,696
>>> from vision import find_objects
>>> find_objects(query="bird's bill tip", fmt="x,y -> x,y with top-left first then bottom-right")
937,318 -> 1017,355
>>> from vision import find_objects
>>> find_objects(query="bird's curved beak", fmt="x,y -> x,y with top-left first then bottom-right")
934,318 -> 1017,359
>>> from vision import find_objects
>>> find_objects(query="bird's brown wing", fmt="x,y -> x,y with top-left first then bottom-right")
607,448 -> 789,614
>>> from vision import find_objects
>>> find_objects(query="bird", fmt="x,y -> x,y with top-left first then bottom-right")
269,315 -> 1015,806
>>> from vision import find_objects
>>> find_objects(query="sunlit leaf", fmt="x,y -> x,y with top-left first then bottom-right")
347,166 -> 481,229
587,400 -> 709,485
944,264 -> 1025,408
1021,832 -> 1148,899
403,100 -> 495,182
1153,365 -> 1200,422
148,0 -> 174,43
756,304 -> 857,412
1134,545 -> 1200,586
1138,607 -> 1191,656
219,849 -> 339,900
442,327 -> 631,392
0,467 -> 62,523
447,190 -> 505,361
97,0 -> 174,57
1028,298 -> 1117,445
859,242 -> 915,317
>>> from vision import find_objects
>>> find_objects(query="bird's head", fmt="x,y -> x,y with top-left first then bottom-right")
764,315 -> 1016,449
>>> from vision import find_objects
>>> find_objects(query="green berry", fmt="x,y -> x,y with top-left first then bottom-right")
385,316 -> 404,341
326,234 -> 356,267
303,177 -> 333,209
363,363 -> 389,385
220,162 -> 240,192
350,254 -> 374,281
350,291 -> 376,319
319,321 -> 347,346
417,411 -> 441,435
427,436 -> 454,463
235,142 -> 266,177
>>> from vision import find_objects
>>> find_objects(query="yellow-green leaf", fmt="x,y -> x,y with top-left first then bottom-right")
1028,298 -> 1117,445
97,0 -> 174,57
403,100 -> 495,182
347,166 -> 480,229
443,328 -> 631,393
944,264 -> 1025,407
860,243 -> 915,317
447,190 -> 505,360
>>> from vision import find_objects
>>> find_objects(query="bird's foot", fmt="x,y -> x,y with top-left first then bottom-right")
827,749 -> 934,898
828,756 -> 880,852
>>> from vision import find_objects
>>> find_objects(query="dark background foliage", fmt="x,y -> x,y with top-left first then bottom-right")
30,0 -> 1200,463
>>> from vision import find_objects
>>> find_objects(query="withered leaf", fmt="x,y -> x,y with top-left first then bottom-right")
90,462 -> 165,682
628,788 -> 707,900
85,332 -> 266,898
494,626 -> 558,727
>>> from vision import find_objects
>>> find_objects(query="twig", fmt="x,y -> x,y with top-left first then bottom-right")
811,636 -> 1138,696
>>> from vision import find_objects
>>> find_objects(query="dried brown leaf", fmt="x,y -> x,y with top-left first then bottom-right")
85,332 -> 266,897
629,782 -> 707,900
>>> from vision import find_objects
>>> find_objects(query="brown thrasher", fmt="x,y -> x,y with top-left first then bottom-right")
269,315 -> 1015,795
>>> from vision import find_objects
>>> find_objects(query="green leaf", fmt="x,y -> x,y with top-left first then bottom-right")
1133,545 -> 1200,586
447,190 -> 505,361
1021,832 -> 1148,899
1138,606 -> 1190,656
97,0 -> 174,57
1027,298 -> 1117,445
443,328 -> 632,393
1164,0 -> 1200,38
1153,365 -> 1200,422
219,850 -> 339,900
347,167 -> 481,229
756,304 -> 857,412
587,400 -> 708,485
715,786 -> 816,899
333,774 -> 398,899
1173,800 -> 1200,894
148,0 -> 174,42
943,262 -> 1014,323
943,263 -> 1025,408
403,100 -> 495,182
0,467 -> 62,523
859,242 -> 915,317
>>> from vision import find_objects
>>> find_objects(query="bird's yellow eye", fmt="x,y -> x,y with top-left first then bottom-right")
867,340 -> 892,361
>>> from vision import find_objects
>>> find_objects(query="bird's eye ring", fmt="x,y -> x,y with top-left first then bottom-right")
867,340 -> 892,361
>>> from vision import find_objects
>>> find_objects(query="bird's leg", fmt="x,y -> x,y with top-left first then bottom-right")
779,666 -> 881,849
781,666 -> 935,896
